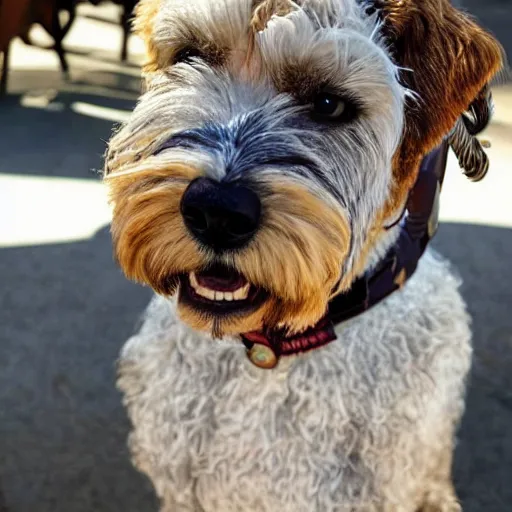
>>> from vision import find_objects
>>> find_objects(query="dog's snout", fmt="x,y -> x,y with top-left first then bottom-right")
181,178 -> 261,251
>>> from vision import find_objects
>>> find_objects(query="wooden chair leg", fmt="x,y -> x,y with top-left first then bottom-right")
0,42 -> 11,97
120,13 -> 130,62
60,7 -> 76,39
51,7 -> 69,74
120,3 -> 133,62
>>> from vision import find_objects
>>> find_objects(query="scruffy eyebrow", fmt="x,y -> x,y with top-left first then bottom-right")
152,0 -> 257,54
151,13 -> 228,68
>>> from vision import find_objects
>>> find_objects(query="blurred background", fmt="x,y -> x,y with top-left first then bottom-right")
0,1 -> 510,511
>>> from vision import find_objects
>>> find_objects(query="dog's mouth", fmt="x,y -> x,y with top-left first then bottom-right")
178,265 -> 267,315
177,265 -> 337,355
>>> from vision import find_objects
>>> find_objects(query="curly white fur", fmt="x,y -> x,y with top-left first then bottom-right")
118,249 -> 471,512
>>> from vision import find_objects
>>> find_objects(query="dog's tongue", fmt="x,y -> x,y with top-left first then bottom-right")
196,267 -> 247,292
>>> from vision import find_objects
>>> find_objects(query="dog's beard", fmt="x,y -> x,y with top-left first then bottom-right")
104,89 -> 399,338
107,163 -> 351,337
103,0 -> 408,338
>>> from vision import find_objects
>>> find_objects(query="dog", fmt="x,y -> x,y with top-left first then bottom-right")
104,0 -> 503,510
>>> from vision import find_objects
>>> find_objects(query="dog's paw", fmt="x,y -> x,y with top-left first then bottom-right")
418,490 -> 462,512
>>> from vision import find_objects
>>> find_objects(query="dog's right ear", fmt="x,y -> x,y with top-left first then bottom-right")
369,0 -> 504,210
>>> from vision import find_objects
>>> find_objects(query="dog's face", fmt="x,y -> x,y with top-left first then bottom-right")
105,0 -> 502,337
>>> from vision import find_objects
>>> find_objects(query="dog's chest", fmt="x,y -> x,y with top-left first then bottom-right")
138,336 -> 385,511
121,310 -> 462,511
119,252 -> 472,511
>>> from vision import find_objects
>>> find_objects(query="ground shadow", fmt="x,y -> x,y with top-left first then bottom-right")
0,226 -> 155,512
0,221 -> 510,511
58,46 -> 141,69
433,223 -> 512,511
0,66 -> 154,511
0,69 -> 138,180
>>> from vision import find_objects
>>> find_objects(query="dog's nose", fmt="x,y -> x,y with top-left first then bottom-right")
181,178 -> 261,251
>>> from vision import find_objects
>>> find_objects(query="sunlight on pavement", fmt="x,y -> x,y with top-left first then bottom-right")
71,101 -> 131,122
1,174 -> 111,248
432,83 -> 512,230
18,92 -> 132,121
3,148 -> 511,250
3,6 -> 511,249
440,151 -> 512,229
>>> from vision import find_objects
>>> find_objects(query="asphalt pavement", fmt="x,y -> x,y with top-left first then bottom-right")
0,3 -> 511,511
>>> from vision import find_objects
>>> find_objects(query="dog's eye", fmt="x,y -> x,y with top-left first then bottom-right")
311,92 -> 356,122
173,47 -> 204,65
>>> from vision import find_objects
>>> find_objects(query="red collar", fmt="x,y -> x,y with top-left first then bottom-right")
241,140 -> 449,369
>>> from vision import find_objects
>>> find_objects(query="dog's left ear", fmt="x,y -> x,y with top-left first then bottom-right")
373,0 -> 504,200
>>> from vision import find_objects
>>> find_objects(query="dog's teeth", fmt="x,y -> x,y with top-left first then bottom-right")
203,287 -> 216,300
189,273 -> 250,301
233,283 -> 250,301
232,288 -> 244,301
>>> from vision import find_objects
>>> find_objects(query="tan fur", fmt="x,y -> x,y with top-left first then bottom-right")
133,0 -> 162,73
106,161 -> 203,292
135,0 -> 257,74
231,178 -> 350,334
108,163 -> 350,336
